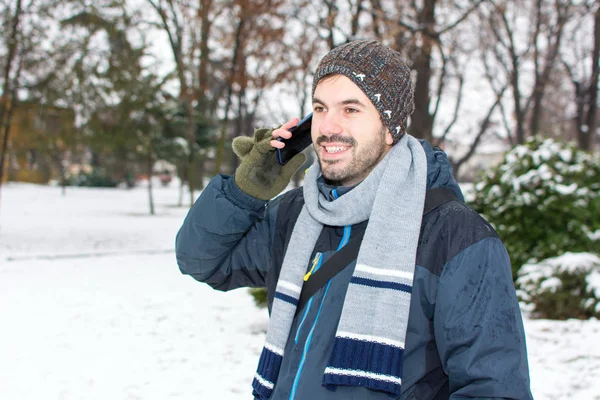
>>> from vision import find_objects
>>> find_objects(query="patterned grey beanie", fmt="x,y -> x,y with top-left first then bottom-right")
312,40 -> 415,144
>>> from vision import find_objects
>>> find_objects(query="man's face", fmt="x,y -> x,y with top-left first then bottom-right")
311,75 -> 393,187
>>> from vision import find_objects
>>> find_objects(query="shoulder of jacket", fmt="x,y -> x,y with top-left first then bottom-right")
417,199 -> 500,276
423,199 -> 497,237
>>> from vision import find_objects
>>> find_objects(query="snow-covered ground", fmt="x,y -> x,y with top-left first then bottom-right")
0,182 -> 598,399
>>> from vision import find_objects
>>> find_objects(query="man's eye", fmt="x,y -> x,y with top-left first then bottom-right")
345,108 -> 358,113
314,106 -> 325,112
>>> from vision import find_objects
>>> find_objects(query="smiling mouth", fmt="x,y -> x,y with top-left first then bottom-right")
324,146 -> 349,154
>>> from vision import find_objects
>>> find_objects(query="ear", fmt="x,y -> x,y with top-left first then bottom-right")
385,129 -> 394,146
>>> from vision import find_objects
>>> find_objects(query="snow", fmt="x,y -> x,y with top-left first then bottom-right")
520,252 -> 600,299
0,182 -> 268,400
520,252 -> 600,277
588,229 -> 600,241
590,270 -> 600,298
526,318 -> 600,399
554,183 -> 578,196
539,276 -> 562,292
1,182 -> 599,399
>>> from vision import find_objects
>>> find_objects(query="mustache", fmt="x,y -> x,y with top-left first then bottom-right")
316,135 -> 356,146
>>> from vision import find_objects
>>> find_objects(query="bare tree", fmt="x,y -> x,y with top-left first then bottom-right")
147,0 -> 215,206
391,0 -> 486,142
212,0 -> 309,174
562,3 -> 599,151
213,6 -> 245,175
484,0 -> 530,144
528,0 -> 572,137
480,0 -> 579,144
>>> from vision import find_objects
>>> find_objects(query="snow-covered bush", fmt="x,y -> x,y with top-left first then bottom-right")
471,136 -> 600,277
517,253 -> 600,319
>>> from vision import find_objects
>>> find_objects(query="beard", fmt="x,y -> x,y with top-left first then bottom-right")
317,126 -> 389,186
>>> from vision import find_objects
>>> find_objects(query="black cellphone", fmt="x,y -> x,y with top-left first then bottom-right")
276,113 -> 313,165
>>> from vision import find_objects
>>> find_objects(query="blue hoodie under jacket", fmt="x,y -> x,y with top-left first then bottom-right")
175,141 -> 533,400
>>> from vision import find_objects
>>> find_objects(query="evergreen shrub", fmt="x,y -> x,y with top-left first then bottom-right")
471,136 -> 600,278
67,169 -> 119,188
249,287 -> 268,309
517,252 -> 600,319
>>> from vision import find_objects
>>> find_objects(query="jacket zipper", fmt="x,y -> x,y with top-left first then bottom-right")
289,221 -> 352,400
294,253 -> 322,344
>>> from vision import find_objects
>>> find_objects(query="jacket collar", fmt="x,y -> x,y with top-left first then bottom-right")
315,139 -> 464,202
316,176 -> 356,201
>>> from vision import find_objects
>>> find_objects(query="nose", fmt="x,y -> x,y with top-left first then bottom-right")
318,112 -> 343,137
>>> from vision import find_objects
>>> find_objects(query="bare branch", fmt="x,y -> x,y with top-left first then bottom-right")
453,84 -> 508,171
350,0 -> 365,38
435,73 -> 464,147
437,0 -> 487,36
499,4 -> 518,64
481,42 -> 507,95
584,5 -> 600,149
531,0 -> 542,86
431,41 -> 447,121
397,19 -> 418,33
498,99 -> 514,145
369,0 -> 383,39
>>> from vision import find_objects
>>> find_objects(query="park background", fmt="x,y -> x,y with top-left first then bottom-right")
0,0 -> 599,399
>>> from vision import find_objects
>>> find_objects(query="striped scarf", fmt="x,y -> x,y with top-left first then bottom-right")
252,134 -> 427,398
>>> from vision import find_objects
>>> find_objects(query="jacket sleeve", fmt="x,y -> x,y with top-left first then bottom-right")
434,237 -> 533,400
175,174 -> 278,291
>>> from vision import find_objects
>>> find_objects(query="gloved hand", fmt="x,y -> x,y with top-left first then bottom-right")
232,126 -> 306,200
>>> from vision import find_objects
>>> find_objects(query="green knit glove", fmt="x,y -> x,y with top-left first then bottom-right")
232,127 -> 306,200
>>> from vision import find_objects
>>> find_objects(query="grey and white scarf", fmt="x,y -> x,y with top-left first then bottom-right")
252,134 -> 428,398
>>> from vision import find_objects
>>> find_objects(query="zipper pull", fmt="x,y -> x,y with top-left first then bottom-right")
304,253 -> 321,281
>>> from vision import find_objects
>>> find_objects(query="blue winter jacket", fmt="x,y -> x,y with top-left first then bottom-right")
175,141 -> 533,400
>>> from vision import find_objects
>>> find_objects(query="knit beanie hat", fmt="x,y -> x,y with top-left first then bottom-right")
312,40 -> 415,144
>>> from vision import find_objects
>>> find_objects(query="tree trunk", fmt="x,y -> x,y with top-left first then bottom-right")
230,66 -> 247,174
213,15 -> 245,175
0,105 -> 14,191
492,6 -> 525,144
581,6 -> 600,151
52,151 -> 67,196
325,1 -> 337,49
178,166 -> 184,207
184,100 -> 196,207
407,0 -> 436,142
511,65 -> 525,144
198,0 -> 213,97
350,0 -> 364,38
197,154 -> 205,191
370,0 -> 383,40
529,2 -> 568,137
0,0 -> 23,208
147,152 -> 155,215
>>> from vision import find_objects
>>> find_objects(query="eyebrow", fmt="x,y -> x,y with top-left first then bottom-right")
312,97 -> 368,108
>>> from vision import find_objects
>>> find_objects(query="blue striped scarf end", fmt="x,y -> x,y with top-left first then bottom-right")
252,345 -> 283,398
252,378 -> 273,400
324,336 -> 405,396
323,370 -> 402,395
